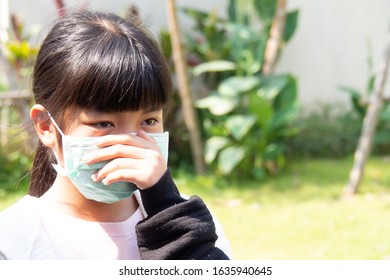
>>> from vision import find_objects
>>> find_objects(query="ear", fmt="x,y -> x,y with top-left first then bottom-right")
30,104 -> 56,148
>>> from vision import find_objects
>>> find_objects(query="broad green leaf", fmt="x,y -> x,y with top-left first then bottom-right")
226,115 -> 257,141
218,146 -> 246,174
205,136 -> 231,163
258,75 -> 289,100
204,10 -> 220,42
218,76 -> 260,97
247,62 -> 261,75
254,35 -> 268,69
193,60 -> 236,76
227,23 -> 258,63
228,0 -> 237,22
253,0 -> 277,25
339,85 -> 366,117
283,10 -> 299,42
226,22 -> 254,40
180,8 -> 218,31
263,143 -> 283,160
271,104 -> 300,129
159,29 -> 172,60
248,93 -> 273,126
196,95 -> 237,115
273,75 -> 298,110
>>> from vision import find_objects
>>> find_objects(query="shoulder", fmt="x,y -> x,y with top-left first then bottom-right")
0,195 -> 38,223
0,195 -> 41,259
0,195 -> 39,220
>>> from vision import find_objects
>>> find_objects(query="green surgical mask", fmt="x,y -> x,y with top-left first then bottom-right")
48,113 -> 169,204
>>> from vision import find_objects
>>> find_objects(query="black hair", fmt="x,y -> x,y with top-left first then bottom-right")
29,9 -> 172,197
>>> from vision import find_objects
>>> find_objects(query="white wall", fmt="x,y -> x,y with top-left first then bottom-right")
6,0 -> 390,109
275,0 -> 390,108
8,0 -> 226,37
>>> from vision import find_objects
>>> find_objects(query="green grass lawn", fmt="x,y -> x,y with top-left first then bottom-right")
2,156 -> 390,259
174,157 -> 390,260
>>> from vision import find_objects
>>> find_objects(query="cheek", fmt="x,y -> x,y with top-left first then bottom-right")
54,144 -> 64,165
52,134 -> 65,165
149,123 -> 164,133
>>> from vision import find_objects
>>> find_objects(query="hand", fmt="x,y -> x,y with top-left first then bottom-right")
82,130 -> 167,190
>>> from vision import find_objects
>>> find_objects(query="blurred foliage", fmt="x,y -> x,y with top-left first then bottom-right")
340,45 -> 390,155
0,14 -> 36,196
0,150 -> 31,195
158,29 -> 195,170
0,108 -> 33,195
182,0 -> 300,179
285,105 -> 361,158
285,101 -> 390,159
1,14 -> 38,86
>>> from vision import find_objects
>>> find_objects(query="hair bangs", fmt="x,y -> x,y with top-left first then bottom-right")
72,26 -> 170,113
39,11 -> 172,115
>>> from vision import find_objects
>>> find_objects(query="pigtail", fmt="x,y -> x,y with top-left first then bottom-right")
29,141 -> 56,197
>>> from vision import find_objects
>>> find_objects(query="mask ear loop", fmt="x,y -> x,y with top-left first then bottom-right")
46,111 -> 68,176
47,111 -> 65,137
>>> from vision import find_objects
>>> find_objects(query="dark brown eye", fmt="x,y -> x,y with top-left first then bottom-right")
93,122 -> 114,128
143,118 -> 158,126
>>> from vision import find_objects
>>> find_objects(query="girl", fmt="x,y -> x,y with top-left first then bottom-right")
0,9 -> 231,260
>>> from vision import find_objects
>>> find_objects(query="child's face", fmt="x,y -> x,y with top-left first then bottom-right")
51,107 -> 165,176
48,107 -> 168,198
62,108 -> 164,137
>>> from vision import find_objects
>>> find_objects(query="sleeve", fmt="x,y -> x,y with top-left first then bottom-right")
135,169 -> 230,260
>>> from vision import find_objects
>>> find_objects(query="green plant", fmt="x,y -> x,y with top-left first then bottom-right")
184,0 -> 300,179
1,14 -> 38,87
0,150 -> 31,195
285,104 -> 361,158
340,45 -> 390,155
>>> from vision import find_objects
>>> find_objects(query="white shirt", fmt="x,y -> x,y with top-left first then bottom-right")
0,193 -> 233,259
39,204 -> 143,259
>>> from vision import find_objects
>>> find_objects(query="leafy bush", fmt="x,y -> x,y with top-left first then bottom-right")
284,104 -> 361,158
0,150 -> 31,195
197,74 -> 300,178
1,14 -> 39,87
183,0 -> 300,179
340,49 -> 390,156
342,90 -> 390,154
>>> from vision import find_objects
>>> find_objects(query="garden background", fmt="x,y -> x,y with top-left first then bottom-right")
1,0 -> 390,259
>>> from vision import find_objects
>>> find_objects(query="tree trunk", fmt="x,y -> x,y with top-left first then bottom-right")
262,0 -> 286,75
165,0 -> 205,174
345,24 -> 390,195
